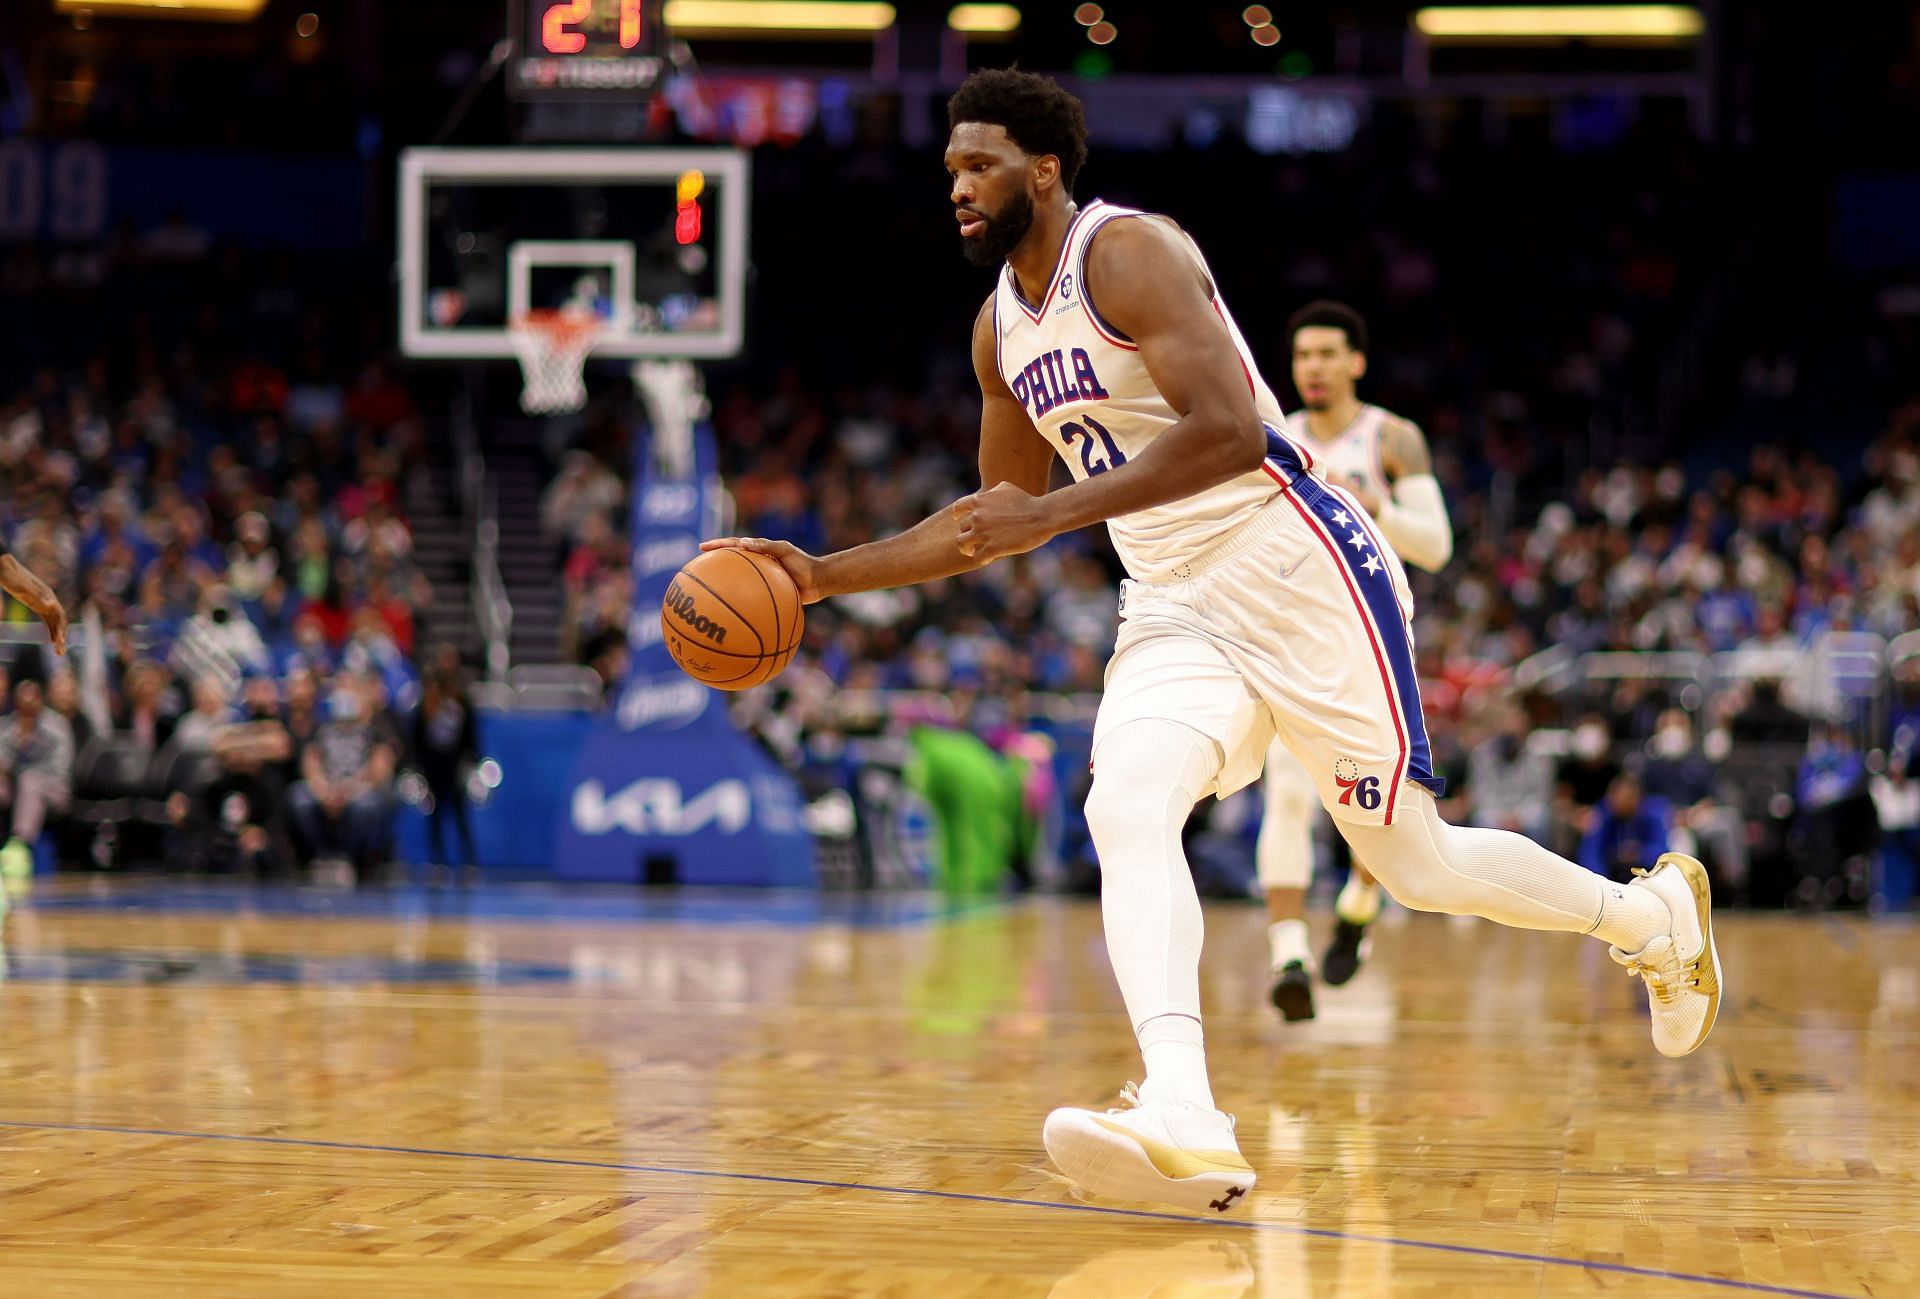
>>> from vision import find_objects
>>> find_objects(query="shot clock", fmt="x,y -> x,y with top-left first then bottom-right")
509,0 -> 669,97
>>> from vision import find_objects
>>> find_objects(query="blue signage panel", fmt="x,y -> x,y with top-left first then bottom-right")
551,419 -> 814,884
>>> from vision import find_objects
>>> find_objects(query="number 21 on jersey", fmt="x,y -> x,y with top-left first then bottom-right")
1061,415 -> 1127,476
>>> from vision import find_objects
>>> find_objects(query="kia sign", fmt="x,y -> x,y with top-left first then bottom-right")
571,777 -> 752,837
553,729 -> 812,883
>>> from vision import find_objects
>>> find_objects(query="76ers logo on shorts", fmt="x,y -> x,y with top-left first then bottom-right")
1334,757 -> 1383,811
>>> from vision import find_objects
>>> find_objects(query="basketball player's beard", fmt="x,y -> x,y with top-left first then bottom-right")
959,190 -> 1035,267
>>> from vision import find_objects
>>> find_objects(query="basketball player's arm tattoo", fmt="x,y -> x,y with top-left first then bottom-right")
1377,418 -> 1426,480
1015,217 -> 1267,538
1372,417 -> 1454,572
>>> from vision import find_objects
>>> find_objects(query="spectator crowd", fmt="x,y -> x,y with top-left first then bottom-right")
0,230 -> 486,886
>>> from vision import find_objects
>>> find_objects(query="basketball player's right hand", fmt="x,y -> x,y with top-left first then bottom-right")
698,537 -> 826,604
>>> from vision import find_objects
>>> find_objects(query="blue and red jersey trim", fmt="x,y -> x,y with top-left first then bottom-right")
1005,200 -> 1104,324
1261,437 -> 1443,819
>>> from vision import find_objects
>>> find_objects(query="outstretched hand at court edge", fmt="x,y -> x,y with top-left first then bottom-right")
953,482 -> 1055,562
698,537 -> 826,605
0,554 -> 67,655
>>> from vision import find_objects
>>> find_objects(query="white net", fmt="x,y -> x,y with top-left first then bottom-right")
632,359 -> 709,478
509,309 -> 606,414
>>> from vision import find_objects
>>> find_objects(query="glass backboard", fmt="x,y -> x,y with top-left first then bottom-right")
397,146 -> 749,363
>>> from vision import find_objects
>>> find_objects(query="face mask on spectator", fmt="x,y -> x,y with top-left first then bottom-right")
1653,726 -> 1690,758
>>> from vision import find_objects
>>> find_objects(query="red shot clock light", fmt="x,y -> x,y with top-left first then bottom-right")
675,169 -> 704,245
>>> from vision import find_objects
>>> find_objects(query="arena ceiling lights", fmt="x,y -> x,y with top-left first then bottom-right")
1412,5 -> 1705,42
948,4 -> 1022,35
661,1 -> 898,36
53,0 -> 268,19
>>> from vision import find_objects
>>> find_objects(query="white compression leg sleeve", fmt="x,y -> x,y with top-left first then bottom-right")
1086,719 -> 1223,1108
1338,789 -> 1668,951
1255,739 -> 1316,891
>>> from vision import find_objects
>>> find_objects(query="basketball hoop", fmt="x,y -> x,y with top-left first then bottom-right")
509,308 -> 606,415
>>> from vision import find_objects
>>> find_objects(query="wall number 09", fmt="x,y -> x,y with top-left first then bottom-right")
0,141 -> 107,242
542,0 -> 644,53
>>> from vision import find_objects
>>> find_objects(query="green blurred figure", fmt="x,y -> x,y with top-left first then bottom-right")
905,724 -> 1035,894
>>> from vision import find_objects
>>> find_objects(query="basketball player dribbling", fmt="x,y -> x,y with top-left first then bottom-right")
1260,301 -> 1453,1022
705,69 -> 1721,1214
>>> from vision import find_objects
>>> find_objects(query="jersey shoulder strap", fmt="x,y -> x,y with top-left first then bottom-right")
1073,202 -> 1207,350
1074,202 -> 1203,282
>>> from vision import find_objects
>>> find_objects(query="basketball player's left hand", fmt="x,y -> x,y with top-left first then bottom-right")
0,555 -> 66,655
953,484 -> 1055,562
1345,480 -> 1384,516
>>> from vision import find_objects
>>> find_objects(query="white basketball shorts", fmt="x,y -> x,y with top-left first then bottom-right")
1092,436 -> 1444,827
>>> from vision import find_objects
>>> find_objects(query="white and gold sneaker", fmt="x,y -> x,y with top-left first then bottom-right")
1043,1081 -> 1256,1213
1611,852 -> 1723,1057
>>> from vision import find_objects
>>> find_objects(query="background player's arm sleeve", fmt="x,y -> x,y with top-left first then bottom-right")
1374,475 -> 1453,571
1372,416 -> 1453,571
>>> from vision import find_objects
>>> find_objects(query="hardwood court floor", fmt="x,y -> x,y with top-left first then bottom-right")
0,880 -> 1912,1298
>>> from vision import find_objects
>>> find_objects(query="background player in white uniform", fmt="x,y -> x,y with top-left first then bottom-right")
1262,302 -> 1454,1020
707,69 -> 1721,1215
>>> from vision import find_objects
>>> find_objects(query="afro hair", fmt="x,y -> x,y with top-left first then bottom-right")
947,68 -> 1090,195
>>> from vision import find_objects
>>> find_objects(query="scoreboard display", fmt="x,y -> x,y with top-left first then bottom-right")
508,0 -> 668,98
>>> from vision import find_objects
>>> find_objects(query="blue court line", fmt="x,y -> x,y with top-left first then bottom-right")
25,883 -> 1002,928
0,1119 -> 1858,1299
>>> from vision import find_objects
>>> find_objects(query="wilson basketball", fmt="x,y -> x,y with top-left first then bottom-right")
661,547 -> 805,691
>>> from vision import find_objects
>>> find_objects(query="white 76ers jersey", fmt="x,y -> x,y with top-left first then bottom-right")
992,200 -> 1292,579
1288,404 -> 1393,509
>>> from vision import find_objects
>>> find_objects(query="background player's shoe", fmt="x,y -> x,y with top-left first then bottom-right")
1610,853 -> 1721,1057
1043,1081 -> 1256,1214
1269,960 -> 1314,1020
1324,872 -> 1380,986
1321,919 -> 1369,986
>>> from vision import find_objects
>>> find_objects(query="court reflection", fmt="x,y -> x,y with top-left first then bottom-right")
1045,1237 -> 1255,1299
0,883 -> 1914,1297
